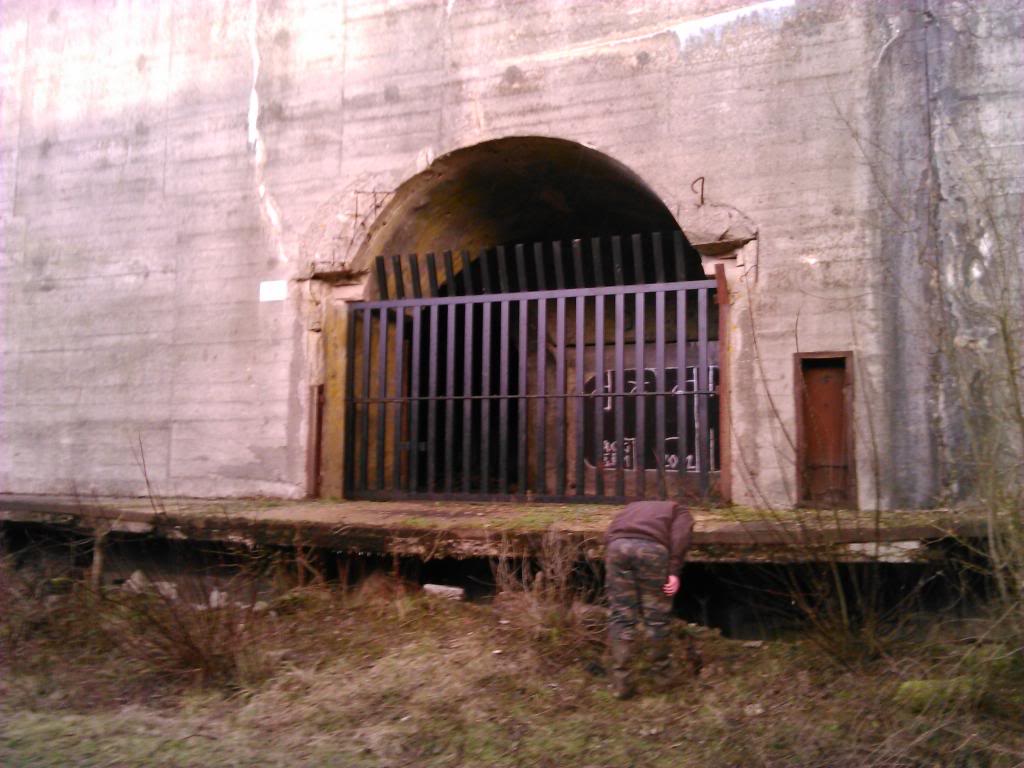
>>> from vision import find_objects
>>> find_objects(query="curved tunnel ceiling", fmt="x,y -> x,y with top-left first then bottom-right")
357,137 -> 704,285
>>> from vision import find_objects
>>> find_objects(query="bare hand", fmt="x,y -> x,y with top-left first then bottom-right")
663,575 -> 680,596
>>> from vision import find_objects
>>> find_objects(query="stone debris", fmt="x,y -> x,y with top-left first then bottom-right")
122,570 -> 178,601
422,584 -> 465,601
123,570 -> 149,593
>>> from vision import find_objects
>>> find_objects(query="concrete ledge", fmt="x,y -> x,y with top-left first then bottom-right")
0,494 -> 990,564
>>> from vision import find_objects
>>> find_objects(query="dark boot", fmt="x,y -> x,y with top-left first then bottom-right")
648,637 -> 675,693
686,636 -> 704,677
609,636 -> 636,700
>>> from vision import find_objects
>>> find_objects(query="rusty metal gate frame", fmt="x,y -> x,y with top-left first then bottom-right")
343,234 -> 720,503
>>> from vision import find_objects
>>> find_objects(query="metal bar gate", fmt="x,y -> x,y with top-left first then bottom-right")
344,233 -> 719,502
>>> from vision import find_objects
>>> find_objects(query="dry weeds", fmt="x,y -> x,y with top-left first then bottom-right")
2,547 -> 1022,768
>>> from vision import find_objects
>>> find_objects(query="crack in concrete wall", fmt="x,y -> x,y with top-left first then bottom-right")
248,0 -> 286,265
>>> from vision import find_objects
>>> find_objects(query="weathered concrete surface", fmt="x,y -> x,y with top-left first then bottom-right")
867,1 -> 1024,507
921,2 -> 1024,500
1,1 -> 1020,509
0,1 -> 308,499
0,494 -> 988,563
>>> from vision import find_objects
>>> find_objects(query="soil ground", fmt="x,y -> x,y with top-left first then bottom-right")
2,561 -> 1022,768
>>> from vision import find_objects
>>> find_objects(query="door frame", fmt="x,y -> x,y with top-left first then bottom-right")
794,351 -> 856,509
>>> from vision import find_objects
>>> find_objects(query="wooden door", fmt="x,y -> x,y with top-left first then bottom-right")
798,356 -> 851,507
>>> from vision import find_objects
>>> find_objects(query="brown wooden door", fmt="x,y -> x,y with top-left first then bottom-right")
799,358 -> 849,507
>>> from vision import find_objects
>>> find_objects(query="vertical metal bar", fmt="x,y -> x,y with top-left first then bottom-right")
442,251 -> 456,297
611,236 -> 625,286
655,290 -> 667,498
461,251 -> 475,295
571,239 -> 585,288
444,302 -> 456,493
652,232 -> 666,284
593,294 -> 605,496
536,298 -> 548,494
517,297 -> 528,495
497,246 -> 510,293
480,297 -> 492,492
344,305 -> 358,493
632,233 -> 645,286
426,252 -> 440,297
391,306 -> 406,490
409,254 -> 423,298
672,230 -> 687,283
553,241 -> 566,289
498,299 -> 510,494
408,306 -> 422,492
375,306 -> 388,490
426,304 -> 439,492
391,255 -> 406,298
480,248 -> 494,294
532,242 -> 545,290
614,293 -> 625,497
375,256 -> 389,300
554,296 -> 566,496
592,236 -> 605,286
462,302 -> 474,494
697,288 -> 710,495
360,307 -> 373,490
676,288 -> 688,480
634,282 -> 646,498
574,293 -> 585,494
515,244 -> 528,293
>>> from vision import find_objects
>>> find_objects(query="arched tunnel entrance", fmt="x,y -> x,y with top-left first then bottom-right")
357,136 -> 705,279
343,137 -> 720,502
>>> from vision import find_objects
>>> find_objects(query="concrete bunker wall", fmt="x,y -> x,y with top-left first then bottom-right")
2,1 -> 1018,508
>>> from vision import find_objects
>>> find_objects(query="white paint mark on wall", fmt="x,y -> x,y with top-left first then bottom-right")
248,0 -> 287,263
247,1 -> 261,150
259,280 -> 288,302
978,230 -> 993,264
873,14 -> 905,71
945,262 -> 957,289
516,0 -> 795,65
472,100 -> 487,131
260,185 -> 282,231
668,0 -> 796,50
416,146 -> 436,173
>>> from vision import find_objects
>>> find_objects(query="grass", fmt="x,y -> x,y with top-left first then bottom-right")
2,557 -> 1022,767
395,504 -> 614,532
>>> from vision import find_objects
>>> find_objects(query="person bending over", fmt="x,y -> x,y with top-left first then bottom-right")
604,500 -> 694,699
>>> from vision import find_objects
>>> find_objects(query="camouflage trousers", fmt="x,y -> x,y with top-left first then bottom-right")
605,537 -> 673,646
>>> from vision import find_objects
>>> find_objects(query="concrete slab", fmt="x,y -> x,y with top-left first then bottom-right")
0,494 -> 988,564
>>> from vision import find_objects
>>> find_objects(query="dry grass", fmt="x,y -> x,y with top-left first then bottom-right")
2,549 -> 1023,768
